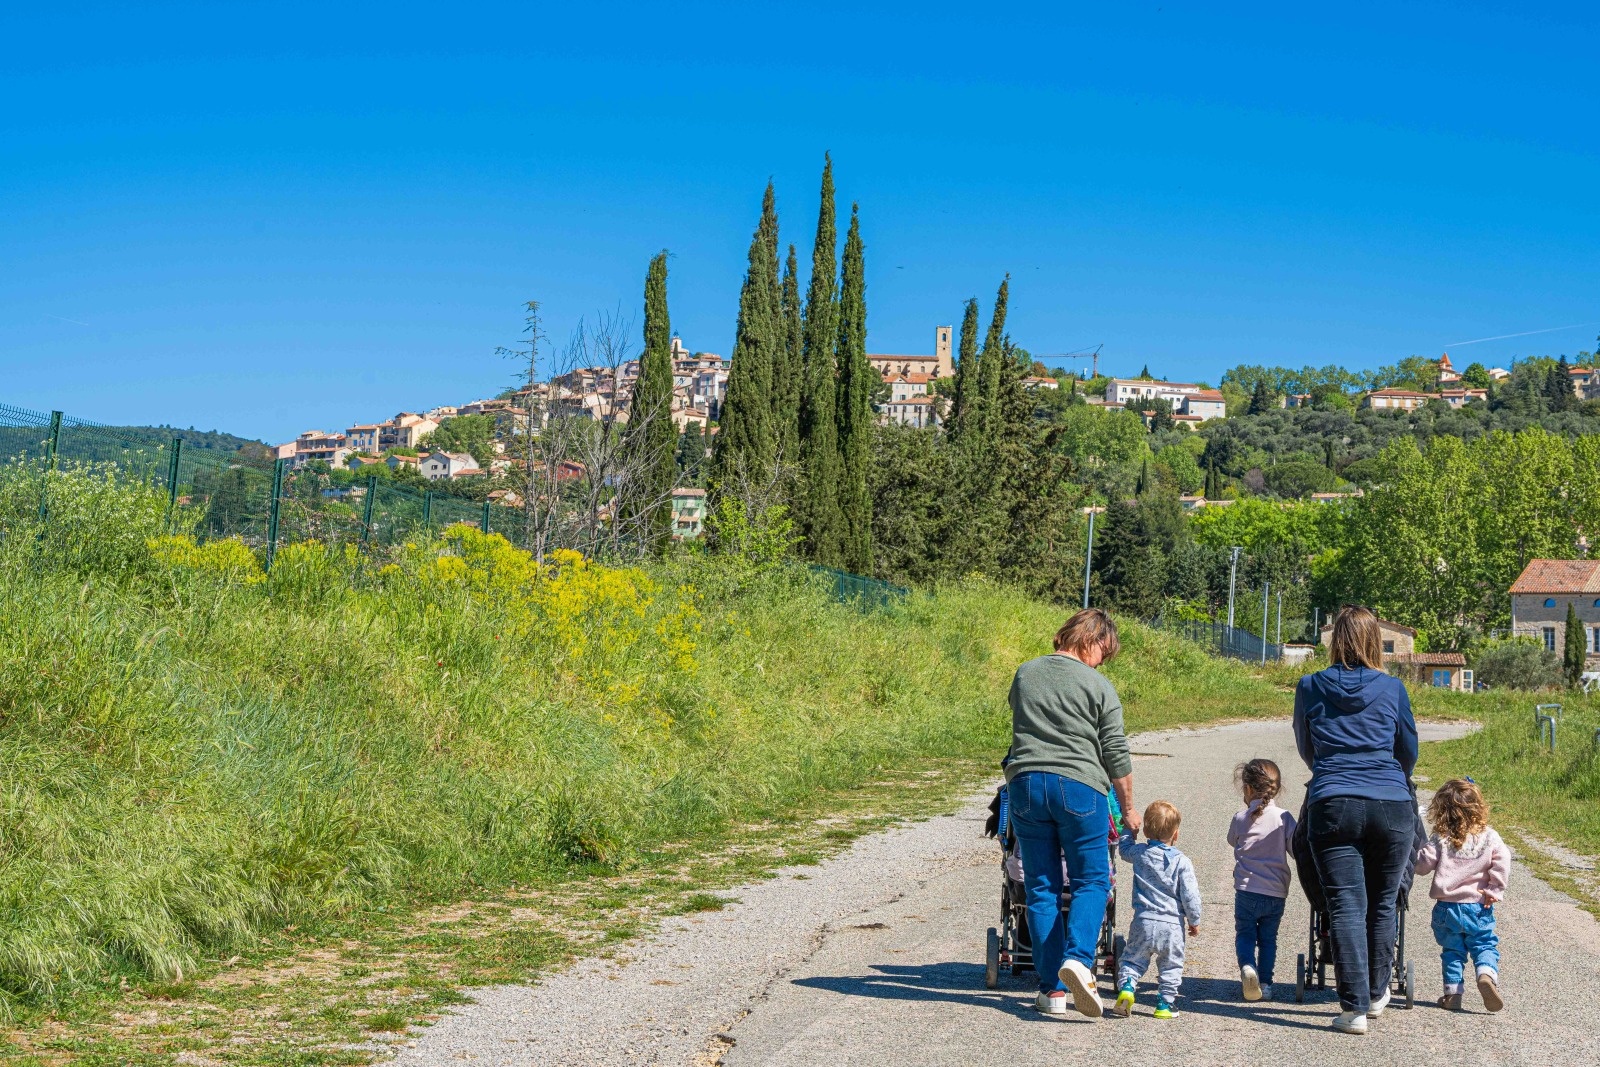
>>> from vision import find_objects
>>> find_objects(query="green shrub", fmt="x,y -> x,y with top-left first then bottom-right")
1474,638 -> 1562,692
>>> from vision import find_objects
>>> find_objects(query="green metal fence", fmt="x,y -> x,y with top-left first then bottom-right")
809,565 -> 909,610
0,401 -> 497,567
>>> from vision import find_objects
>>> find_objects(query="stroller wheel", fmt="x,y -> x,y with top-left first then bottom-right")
1404,960 -> 1415,1010
985,928 -> 1000,990
1295,954 -> 1306,1003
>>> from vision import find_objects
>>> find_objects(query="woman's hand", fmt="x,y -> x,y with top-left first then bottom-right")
1111,774 -> 1140,836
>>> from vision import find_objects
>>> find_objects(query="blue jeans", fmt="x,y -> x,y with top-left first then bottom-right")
1008,771 -> 1111,993
1306,796 -> 1414,1013
1234,891 -> 1287,985
1432,901 -> 1499,989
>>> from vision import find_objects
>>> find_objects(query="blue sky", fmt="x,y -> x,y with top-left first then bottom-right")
3,2 -> 1598,442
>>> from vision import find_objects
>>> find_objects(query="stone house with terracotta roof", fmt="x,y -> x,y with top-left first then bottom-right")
1509,558 -> 1600,662
1317,616 -> 1470,690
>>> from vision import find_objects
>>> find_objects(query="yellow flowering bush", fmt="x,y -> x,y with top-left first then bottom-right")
412,528 -> 702,705
147,535 -> 265,585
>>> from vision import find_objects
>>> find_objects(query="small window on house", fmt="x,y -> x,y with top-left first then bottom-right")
1592,626 -> 1600,654
1382,640 -> 1395,655
1431,669 -> 1451,688
1545,598 -> 1558,608
1544,627 -> 1558,652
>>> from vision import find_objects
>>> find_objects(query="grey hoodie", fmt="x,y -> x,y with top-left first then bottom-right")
1119,834 -> 1202,928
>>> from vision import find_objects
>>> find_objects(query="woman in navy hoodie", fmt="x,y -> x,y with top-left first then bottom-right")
1293,605 -> 1419,1036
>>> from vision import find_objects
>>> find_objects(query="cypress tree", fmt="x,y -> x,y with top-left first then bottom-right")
1565,601 -> 1588,687
1548,355 -> 1576,412
623,250 -> 678,553
775,243 -> 803,467
713,184 -> 782,489
798,156 -> 844,564
975,276 -> 1010,444
834,203 -> 872,573
948,297 -> 980,440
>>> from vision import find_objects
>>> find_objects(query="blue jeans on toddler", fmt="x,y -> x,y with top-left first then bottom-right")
1008,771 -> 1112,994
1432,901 -> 1499,989
1234,890 -> 1286,984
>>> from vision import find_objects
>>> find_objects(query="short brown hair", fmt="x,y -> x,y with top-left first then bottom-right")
1328,605 -> 1384,670
1143,800 -> 1181,843
1054,608 -> 1121,661
1429,778 -> 1490,848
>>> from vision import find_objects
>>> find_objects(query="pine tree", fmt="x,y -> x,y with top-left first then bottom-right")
1135,456 -> 1150,496
834,204 -> 872,573
623,250 -> 678,553
713,184 -> 782,488
798,156 -> 844,564
775,244 -> 804,466
974,276 -> 1010,444
1139,363 -> 1151,379
1565,601 -> 1587,687
948,297 -> 980,440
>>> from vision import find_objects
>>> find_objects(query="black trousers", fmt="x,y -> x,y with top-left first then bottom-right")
1307,796 -> 1414,1013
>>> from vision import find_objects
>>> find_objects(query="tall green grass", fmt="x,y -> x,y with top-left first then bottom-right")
1416,688 -> 1600,856
0,465 -> 1288,1006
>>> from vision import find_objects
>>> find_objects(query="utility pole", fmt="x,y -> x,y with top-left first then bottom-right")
1082,508 -> 1097,609
1261,581 -> 1271,665
1226,546 -> 1243,630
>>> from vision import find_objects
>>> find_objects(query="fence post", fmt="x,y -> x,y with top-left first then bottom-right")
165,436 -> 183,523
361,475 -> 377,544
37,410 -> 64,523
481,499 -> 491,534
46,411 -> 62,469
265,458 -> 285,570
422,490 -> 433,532
1081,508 -> 1095,609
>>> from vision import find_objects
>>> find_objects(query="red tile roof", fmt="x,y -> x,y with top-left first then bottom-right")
1508,558 -> 1600,595
1397,652 -> 1467,667
1189,389 -> 1225,401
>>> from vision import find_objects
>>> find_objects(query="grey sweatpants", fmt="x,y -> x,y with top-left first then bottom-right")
1118,917 -> 1186,1000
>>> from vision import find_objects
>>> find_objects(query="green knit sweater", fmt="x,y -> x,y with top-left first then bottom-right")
1003,653 -> 1133,794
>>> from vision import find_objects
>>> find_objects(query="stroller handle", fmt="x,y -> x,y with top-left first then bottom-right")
997,785 -> 1010,839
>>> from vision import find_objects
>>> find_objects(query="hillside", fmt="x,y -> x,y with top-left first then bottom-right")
0,464 -> 1290,1011
0,403 -> 271,471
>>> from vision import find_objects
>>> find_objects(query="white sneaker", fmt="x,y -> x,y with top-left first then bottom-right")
1058,959 -> 1104,1018
1260,983 -> 1273,1001
1241,965 -> 1262,1002
1333,1011 -> 1369,1035
1368,987 -> 1391,1018
1035,991 -> 1068,1016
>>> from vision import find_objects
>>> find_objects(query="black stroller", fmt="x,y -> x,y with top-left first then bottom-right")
982,782 -> 1122,990
1292,792 -> 1427,1008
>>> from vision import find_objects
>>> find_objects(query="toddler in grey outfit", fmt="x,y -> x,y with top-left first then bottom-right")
1112,800 -> 1202,1019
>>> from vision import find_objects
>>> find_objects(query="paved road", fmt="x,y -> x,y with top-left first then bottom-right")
396,721 -> 1600,1066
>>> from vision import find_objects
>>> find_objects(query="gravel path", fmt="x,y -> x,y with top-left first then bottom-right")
392,720 -> 1600,1066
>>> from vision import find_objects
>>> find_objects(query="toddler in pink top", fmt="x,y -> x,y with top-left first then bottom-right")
1415,778 -> 1511,1013
1227,759 -> 1296,1003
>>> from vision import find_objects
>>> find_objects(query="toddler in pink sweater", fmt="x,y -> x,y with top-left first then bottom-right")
1414,778 -> 1511,1013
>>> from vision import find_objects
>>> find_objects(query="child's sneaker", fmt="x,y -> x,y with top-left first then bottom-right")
1260,983 -> 1273,1001
1476,969 -> 1504,1013
1111,981 -> 1135,1018
1437,992 -> 1463,1011
1240,964 -> 1262,1002
1153,997 -> 1179,1019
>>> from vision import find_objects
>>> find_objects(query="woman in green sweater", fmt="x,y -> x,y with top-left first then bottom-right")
1006,608 -> 1140,1019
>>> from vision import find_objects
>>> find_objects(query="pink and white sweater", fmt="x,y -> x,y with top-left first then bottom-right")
1414,827 -> 1511,903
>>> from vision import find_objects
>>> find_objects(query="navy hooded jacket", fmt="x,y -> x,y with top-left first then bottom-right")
1293,665 -> 1418,804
